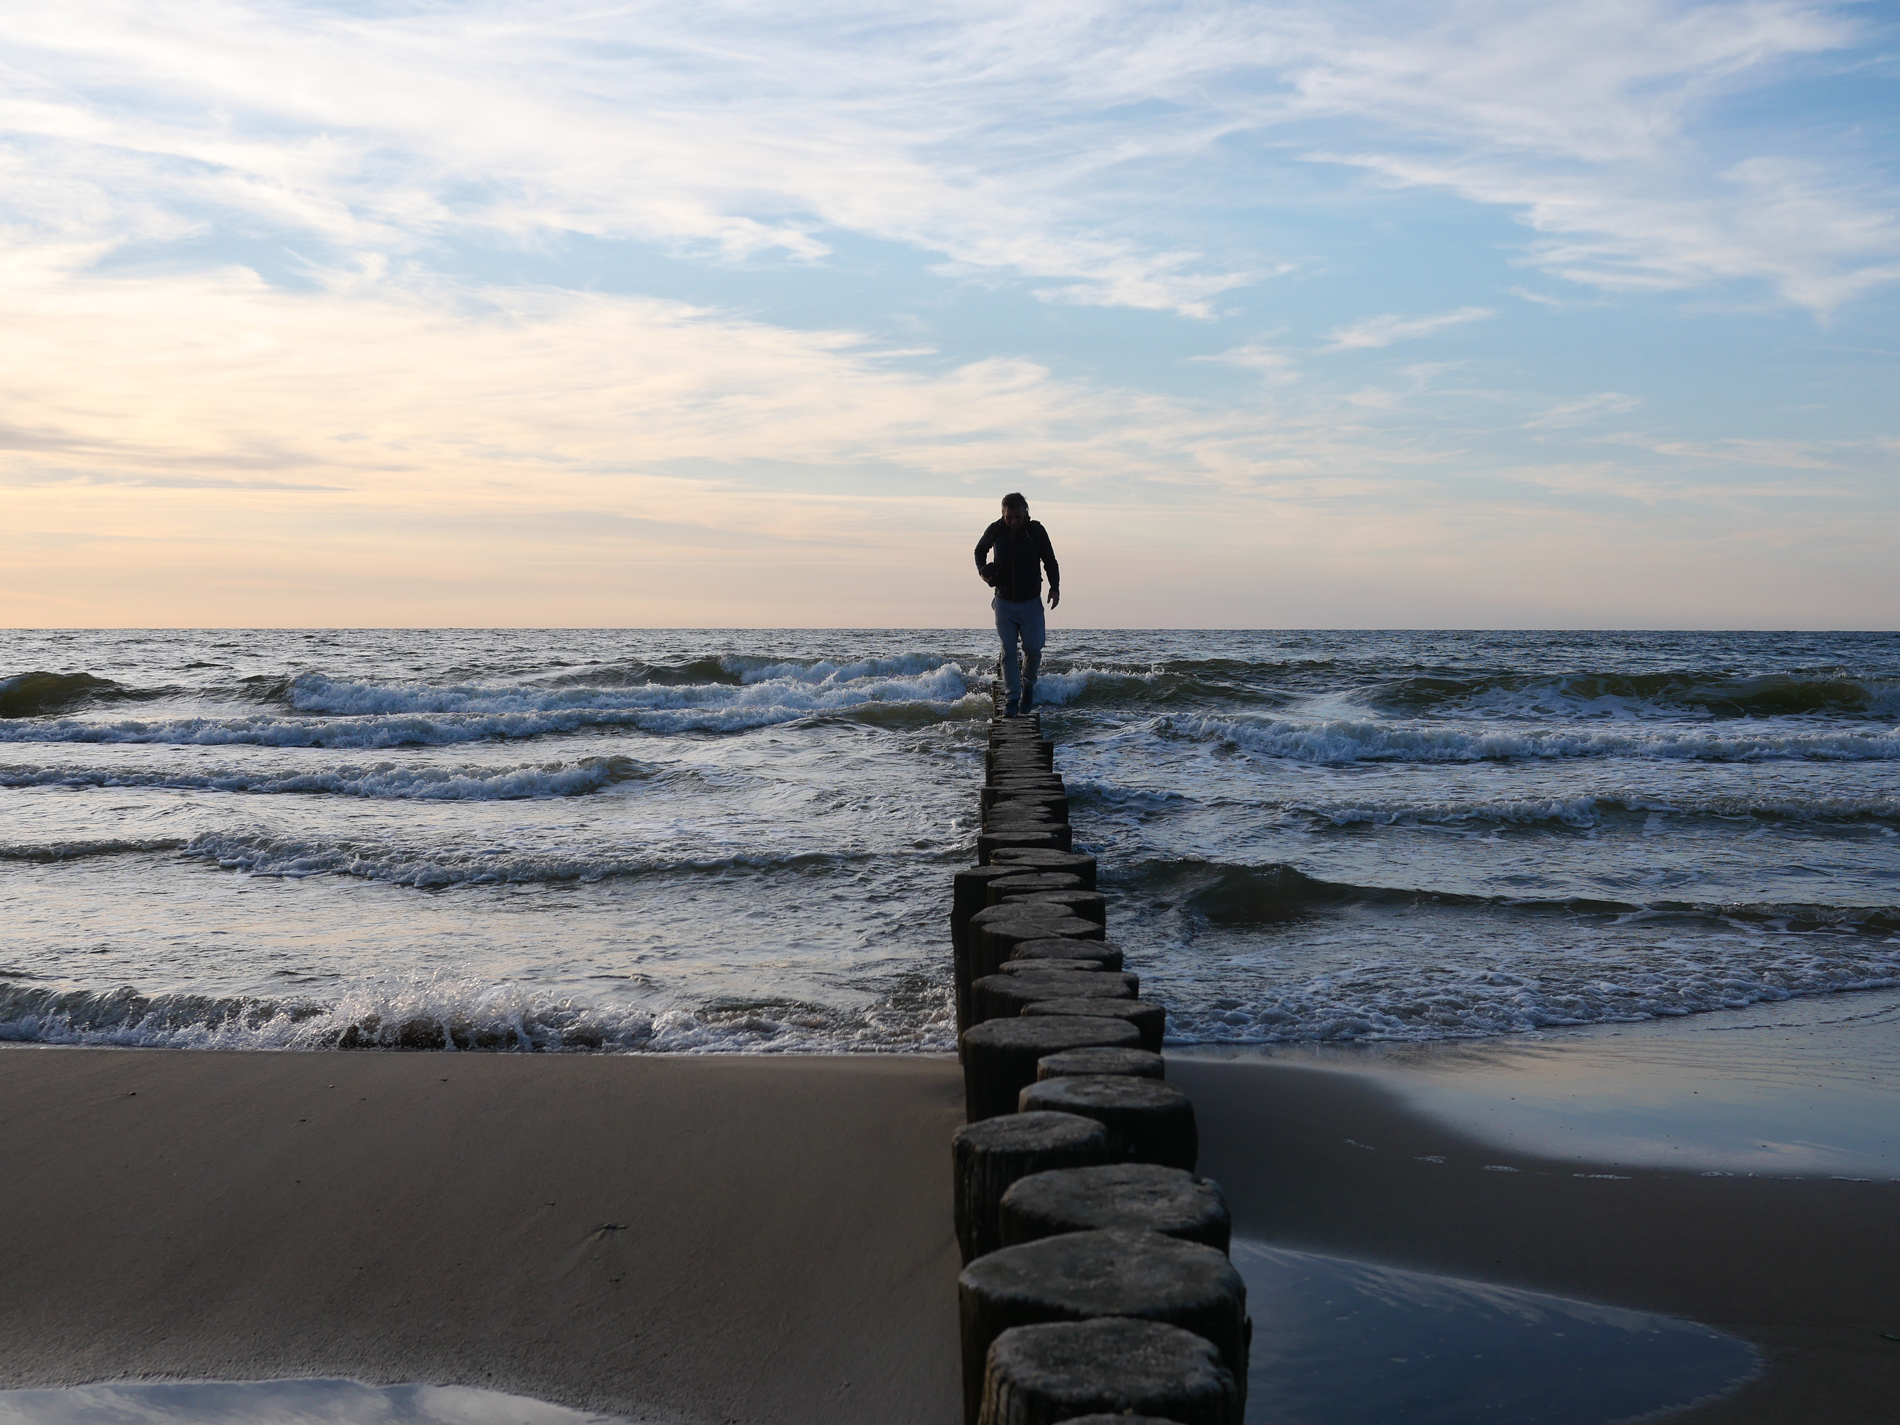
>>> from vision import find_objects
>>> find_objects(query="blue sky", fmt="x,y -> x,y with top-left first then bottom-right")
3,0 -> 1897,627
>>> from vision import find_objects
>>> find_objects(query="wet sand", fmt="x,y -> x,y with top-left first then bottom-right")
1174,1053 -> 1900,1424
4,1042 -> 1897,1423
0,1048 -> 967,1425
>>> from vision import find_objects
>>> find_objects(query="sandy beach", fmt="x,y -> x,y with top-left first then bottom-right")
4,1039 -> 1898,1424
0,1048 -> 966,1425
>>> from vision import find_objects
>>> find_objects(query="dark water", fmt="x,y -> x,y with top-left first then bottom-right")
2,628 -> 1895,1051
1234,1241 -> 1756,1423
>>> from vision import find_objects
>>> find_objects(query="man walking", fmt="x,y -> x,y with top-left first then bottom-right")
974,493 -> 1060,716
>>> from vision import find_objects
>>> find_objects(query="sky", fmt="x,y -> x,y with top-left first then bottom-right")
3,0 -> 1897,629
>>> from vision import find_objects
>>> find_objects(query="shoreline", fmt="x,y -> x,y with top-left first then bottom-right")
5,1033 -> 1897,1423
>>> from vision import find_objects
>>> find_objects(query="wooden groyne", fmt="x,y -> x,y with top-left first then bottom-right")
949,685 -> 1248,1425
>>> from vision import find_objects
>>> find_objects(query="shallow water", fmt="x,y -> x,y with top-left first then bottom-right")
2,628 -> 1896,1051
1235,1241 -> 1757,1424
0,1380 -> 624,1425
1185,986 -> 1900,1176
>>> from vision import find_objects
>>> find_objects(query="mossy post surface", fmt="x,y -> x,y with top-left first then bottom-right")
1018,1075 -> 1199,1170
960,1017 -> 1143,1121
1007,938 -> 1125,972
970,971 -> 1137,1025
1023,996 -> 1166,1053
977,829 -> 1068,864
978,1320 -> 1239,1425
972,911 -> 1103,982
998,1163 -> 1232,1253
1036,1045 -> 1164,1081
999,889 -> 1107,925
951,1110 -> 1111,1266
986,873 -> 1085,905
958,1228 -> 1249,1425
988,848 -> 1098,888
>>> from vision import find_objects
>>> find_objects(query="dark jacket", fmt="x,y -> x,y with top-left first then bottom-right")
975,519 -> 1059,603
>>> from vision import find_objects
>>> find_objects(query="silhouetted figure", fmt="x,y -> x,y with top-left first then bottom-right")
974,493 -> 1060,716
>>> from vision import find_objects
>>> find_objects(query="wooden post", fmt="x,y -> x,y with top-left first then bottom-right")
959,1229 -> 1249,1424
960,1018 -> 1143,1121
1023,997 -> 1166,1053
1017,1076 -> 1198,1170
998,1164 -> 1231,1254
1036,1045 -> 1164,1082
988,849 -> 1097,888
1006,939 -> 1125,972
999,889 -> 1106,925
951,1110 -> 1110,1265
978,1320 -> 1239,1425
970,970 -> 1138,1026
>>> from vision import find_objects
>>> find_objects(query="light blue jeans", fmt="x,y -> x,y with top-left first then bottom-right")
992,595 -> 1045,706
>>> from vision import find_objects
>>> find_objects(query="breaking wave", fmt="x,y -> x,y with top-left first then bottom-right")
0,671 -> 987,747
0,755 -> 651,800
984,660 -> 1900,723
0,972 -> 956,1053
0,836 -> 191,864
177,831 -> 867,887
0,671 -> 170,718
1162,713 -> 1900,765
1363,668 -> 1900,720
1159,938 -> 1900,1044
1284,791 -> 1900,830
1128,857 -> 1900,935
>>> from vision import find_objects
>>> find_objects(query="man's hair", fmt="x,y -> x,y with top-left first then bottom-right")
1000,492 -> 1029,511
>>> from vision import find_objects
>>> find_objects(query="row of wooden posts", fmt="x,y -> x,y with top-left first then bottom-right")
948,688 -> 1250,1425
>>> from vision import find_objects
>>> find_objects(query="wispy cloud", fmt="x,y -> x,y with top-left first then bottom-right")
2,0 -> 1892,318
1324,307 -> 1495,350
1,1 -> 1895,625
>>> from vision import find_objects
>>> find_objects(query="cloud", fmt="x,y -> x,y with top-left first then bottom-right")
1281,1 -> 1896,312
1324,307 -> 1495,350
1521,392 -> 1642,429
2,0 -> 1891,323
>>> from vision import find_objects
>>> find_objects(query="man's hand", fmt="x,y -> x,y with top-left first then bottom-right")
1048,586 -> 1061,609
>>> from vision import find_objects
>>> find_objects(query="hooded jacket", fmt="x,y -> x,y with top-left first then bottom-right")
975,518 -> 1060,603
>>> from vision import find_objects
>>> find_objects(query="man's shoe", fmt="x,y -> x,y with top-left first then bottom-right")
1020,690 -> 1035,713
1004,699 -> 1021,717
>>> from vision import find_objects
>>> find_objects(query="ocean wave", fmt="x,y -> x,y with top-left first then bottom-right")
0,664 -> 986,747
1163,713 -> 1900,765
1022,663 -> 1301,712
277,660 -> 974,716
988,659 -> 1900,722
0,973 -> 956,1053
0,755 -> 650,800
1364,668 -> 1900,721
1127,857 -> 1900,935
1160,944 -> 1900,1045
0,671 -> 173,718
1286,791 -> 1900,830
177,830 -> 864,887
0,836 -> 191,863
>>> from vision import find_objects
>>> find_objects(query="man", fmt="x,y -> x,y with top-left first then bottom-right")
974,493 -> 1060,716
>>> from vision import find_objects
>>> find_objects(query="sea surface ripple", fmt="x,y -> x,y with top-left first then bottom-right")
2,629 -> 1895,1052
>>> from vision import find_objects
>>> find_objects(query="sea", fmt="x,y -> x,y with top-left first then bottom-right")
2,628 -> 1896,1055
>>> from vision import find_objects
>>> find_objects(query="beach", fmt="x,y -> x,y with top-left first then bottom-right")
0,1048 -> 965,1424
6,1037 -> 1897,1424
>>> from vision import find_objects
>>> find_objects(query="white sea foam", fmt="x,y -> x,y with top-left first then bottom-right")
0,661 -> 987,748
0,971 -> 957,1054
1166,713 -> 1900,764
281,662 -> 976,715
0,1378 -> 629,1425
1156,938 -> 1900,1045
1289,792 -> 1900,829
177,830 -> 862,886
0,755 -> 647,800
